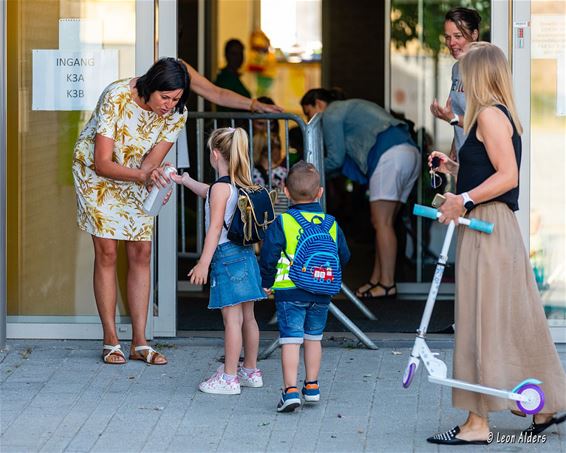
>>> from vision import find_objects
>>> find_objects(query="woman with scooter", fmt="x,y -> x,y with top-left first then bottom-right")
426,42 -> 566,445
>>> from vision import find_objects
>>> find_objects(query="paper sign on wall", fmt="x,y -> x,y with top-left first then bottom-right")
32,50 -> 118,111
32,18 -> 118,111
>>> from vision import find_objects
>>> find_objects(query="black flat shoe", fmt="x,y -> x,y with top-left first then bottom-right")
427,426 -> 489,445
523,413 -> 566,435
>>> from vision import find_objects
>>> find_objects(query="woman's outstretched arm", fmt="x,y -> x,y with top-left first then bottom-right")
180,59 -> 283,113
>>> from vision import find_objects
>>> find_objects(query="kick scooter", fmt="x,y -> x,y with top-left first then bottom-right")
402,204 -> 545,415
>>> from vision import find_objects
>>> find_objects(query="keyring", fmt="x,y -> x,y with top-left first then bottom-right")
430,170 -> 443,189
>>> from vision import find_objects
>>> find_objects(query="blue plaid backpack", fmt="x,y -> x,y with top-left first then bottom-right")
287,209 -> 342,296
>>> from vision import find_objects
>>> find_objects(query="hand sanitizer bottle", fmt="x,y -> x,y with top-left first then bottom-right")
143,166 -> 177,216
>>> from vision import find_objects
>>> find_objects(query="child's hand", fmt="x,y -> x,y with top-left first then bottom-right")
263,287 -> 272,296
170,171 -> 191,187
188,262 -> 209,285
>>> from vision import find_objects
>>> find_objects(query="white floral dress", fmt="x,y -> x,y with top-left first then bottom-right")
72,79 -> 188,241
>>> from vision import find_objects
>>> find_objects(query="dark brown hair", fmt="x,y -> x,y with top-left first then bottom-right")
135,57 -> 190,113
445,7 -> 482,42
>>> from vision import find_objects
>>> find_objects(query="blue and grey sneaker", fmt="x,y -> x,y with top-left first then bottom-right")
277,387 -> 301,412
302,380 -> 320,402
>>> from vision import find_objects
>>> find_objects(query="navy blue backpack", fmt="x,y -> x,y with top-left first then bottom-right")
211,176 -> 276,246
287,209 -> 342,296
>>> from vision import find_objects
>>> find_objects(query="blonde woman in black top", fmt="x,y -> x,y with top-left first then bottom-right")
427,42 -> 566,445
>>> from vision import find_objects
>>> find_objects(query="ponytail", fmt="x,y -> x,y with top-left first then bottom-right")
229,128 -> 256,188
207,127 -> 258,189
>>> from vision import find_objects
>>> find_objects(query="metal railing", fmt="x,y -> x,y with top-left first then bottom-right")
179,112 -> 307,258
178,111 -> 377,353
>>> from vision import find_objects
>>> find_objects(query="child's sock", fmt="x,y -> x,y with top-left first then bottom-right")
242,366 -> 257,374
222,372 -> 237,382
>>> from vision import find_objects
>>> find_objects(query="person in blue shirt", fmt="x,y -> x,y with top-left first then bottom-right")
260,161 -> 350,412
301,89 -> 420,299
430,7 -> 482,160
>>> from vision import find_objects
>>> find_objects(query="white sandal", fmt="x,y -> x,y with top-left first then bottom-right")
129,345 -> 168,365
102,344 -> 126,364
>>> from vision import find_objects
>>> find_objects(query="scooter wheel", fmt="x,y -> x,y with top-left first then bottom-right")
402,363 -> 416,389
516,383 -> 545,415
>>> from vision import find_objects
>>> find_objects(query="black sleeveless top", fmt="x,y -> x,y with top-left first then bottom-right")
456,104 -> 522,211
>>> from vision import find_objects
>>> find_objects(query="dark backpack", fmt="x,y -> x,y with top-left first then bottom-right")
286,209 -> 342,296
210,176 -> 277,246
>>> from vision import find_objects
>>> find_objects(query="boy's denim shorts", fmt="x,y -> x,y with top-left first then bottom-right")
209,242 -> 266,309
276,301 -> 330,344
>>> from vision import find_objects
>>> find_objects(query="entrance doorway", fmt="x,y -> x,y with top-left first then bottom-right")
173,0 -> 469,334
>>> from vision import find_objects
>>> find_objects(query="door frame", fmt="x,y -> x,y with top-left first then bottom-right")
153,0 -> 179,337
1,0 -> 7,348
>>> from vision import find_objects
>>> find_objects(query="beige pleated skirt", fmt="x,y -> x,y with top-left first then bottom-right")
453,201 -> 566,417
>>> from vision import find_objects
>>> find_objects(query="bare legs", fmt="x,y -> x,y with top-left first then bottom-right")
281,340 -> 322,389
92,236 -> 120,346
125,241 -> 152,348
241,301 -> 259,370
356,200 -> 401,297
92,236 -> 165,363
281,344 -> 301,389
221,301 -> 259,375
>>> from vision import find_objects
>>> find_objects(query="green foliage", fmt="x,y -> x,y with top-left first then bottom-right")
390,0 -> 491,57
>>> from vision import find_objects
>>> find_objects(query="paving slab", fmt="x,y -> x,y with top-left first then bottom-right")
0,337 -> 565,452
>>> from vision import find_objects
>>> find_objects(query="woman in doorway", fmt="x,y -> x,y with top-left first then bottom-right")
430,7 -> 481,160
301,89 -> 421,299
73,58 -> 281,366
427,42 -> 566,445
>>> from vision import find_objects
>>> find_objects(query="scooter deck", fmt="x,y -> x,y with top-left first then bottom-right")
428,376 -> 524,401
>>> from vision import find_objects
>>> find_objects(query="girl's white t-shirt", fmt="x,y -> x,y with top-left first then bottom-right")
205,182 -> 238,245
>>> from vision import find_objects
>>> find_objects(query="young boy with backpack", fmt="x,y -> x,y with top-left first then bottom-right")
259,161 -> 350,412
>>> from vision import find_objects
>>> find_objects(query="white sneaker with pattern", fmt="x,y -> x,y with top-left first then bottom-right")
237,367 -> 264,388
199,366 -> 241,394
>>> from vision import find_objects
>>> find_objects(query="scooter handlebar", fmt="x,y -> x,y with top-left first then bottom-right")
413,204 -> 494,234
468,218 -> 495,234
413,204 -> 439,220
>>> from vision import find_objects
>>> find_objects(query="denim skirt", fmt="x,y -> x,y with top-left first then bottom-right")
208,242 -> 267,309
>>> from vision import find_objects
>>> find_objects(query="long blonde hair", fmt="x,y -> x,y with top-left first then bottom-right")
460,42 -> 523,135
207,127 -> 258,189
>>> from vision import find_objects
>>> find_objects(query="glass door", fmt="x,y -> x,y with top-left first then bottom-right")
529,1 -> 566,342
493,0 -> 565,342
6,0 -> 156,339
388,0 -> 491,295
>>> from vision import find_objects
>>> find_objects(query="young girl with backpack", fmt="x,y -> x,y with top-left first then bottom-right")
171,127 -> 267,394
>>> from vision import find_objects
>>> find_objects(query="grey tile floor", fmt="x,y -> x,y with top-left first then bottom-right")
1,336 -> 565,453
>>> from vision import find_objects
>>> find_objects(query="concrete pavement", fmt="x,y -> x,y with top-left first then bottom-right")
1,335 -> 565,452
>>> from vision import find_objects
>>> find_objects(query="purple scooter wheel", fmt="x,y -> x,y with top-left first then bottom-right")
402,363 -> 416,389
516,383 -> 545,415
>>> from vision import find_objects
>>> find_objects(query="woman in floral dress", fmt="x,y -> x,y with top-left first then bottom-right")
73,58 -> 282,365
